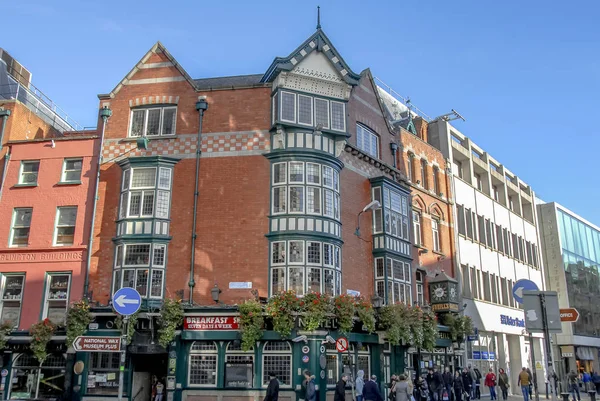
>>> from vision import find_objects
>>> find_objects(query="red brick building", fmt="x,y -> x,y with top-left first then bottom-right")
67,29 -> 460,401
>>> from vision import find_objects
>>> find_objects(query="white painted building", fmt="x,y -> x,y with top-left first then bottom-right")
426,121 -> 547,392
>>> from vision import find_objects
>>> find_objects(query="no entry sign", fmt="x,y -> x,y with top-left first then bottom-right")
335,337 -> 348,352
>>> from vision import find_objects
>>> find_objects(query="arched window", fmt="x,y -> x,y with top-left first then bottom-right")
10,353 -> 66,400
262,341 -> 292,387
189,341 -> 218,387
225,341 -> 253,389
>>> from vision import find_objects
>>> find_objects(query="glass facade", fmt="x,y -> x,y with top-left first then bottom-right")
557,209 -> 600,337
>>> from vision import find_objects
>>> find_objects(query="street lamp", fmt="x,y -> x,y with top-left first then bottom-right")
355,200 -> 381,237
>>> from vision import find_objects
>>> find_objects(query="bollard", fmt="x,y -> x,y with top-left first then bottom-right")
589,391 -> 596,401
546,383 -> 549,399
562,392 -> 571,401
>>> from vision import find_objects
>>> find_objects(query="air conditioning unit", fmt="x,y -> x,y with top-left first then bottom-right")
0,48 -> 32,88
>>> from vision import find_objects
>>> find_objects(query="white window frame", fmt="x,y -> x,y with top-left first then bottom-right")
271,241 -> 286,266
288,241 -> 305,265
356,124 -> 379,158
188,341 -> 218,387
288,186 -> 305,214
0,274 -> 25,327
130,167 -> 158,189
19,160 -> 40,185
413,211 -> 422,246
314,98 -> 330,129
61,158 -> 83,183
272,163 -> 287,185
432,219 -> 441,252
128,106 -> 177,138
280,91 -> 297,123
306,186 -> 321,216
271,187 -> 287,215
330,101 -> 346,132
157,167 -> 172,190
297,94 -> 314,126
42,273 -> 71,323
288,162 -> 305,184
149,269 -> 164,299
271,267 -> 286,294
306,241 -> 322,266
10,208 -> 32,248
261,342 -> 293,388
126,190 -> 155,218
122,244 -> 152,267
53,206 -> 78,246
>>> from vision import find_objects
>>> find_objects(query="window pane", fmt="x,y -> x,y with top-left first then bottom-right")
153,245 -> 165,266
298,95 -> 312,125
288,267 -> 304,295
289,162 -> 304,183
156,191 -> 170,219
272,187 -> 286,214
273,163 -> 286,184
289,241 -> 304,263
123,270 -> 135,288
189,355 -> 217,385
324,269 -> 334,295
272,242 -> 286,264
162,108 -> 176,136
57,207 -> 77,226
315,99 -> 329,128
323,190 -> 333,217
158,168 -> 172,189
271,268 -> 286,294
306,163 -> 320,184
20,161 -> 39,184
331,102 -> 345,131
307,242 -> 321,265
289,187 -> 304,213
64,159 -> 83,182
307,187 -> 321,214
146,109 -> 161,136
323,244 -> 333,266
374,209 -> 382,233
129,192 -> 141,216
56,227 -> 75,245
308,268 -> 321,293
122,169 -> 131,191
124,245 -> 150,266
131,168 -> 156,188
281,92 -> 296,122
323,167 -> 333,188
150,270 -> 163,297
130,110 -> 145,137
263,355 -> 291,386
142,192 -> 155,216
136,270 -> 149,296
113,270 -> 122,295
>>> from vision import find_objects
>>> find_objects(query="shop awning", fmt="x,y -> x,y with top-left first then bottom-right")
576,346 -> 595,360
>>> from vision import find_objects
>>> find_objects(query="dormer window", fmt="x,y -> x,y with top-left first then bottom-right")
129,106 -> 177,137
278,91 -> 345,132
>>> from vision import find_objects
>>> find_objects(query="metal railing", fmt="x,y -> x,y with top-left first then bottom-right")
374,76 -> 432,121
0,64 -> 81,133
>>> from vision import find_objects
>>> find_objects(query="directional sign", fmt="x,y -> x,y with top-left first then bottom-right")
512,279 -> 539,304
560,308 -> 580,322
335,337 -> 349,353
112,287 -> 142,316
467,335 -> 478,342
73,336 -> 121,352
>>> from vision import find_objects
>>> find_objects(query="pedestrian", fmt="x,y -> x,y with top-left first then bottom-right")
396,375 -> 412,401
518,367 -> 531,401
433,367 -> 444,401
356,370 -> 365,401
264,372 -> 280,401
525,368 -> 533,396
334,374 -> 348,401
453,371 -> 465,401
390,374 -> 398,401
304,370 -> 317,401
364,375 -> 384,401
473,368 -> 482,399
417,377 -> 430,401
462,368 -> 473,401
568,370 -> 581,401
583,371 -> 591,392
484,369 -> 497,401
427,369 -> 434,396
498,368 -> 510,401
468,366 -> 477,399
592,371 -> 600,394
443,367 -> 453,401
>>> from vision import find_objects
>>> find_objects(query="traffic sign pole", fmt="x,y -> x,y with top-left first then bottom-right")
117,316 -> 128,401
540,293 -> 555,395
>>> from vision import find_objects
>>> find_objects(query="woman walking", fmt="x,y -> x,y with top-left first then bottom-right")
498,369 -> 510,401
485,369 -> 497,400
396,375 -> 412,401
453,371 -> 465,401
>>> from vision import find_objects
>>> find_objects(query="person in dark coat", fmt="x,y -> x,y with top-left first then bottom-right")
453,371 -> 464,401
462,368 -> 473,401
432,367 -> 444,401
264,372 -> 279,401
364,375 -> 384,401
334,374 -> 348,401
443,367 -> 453,401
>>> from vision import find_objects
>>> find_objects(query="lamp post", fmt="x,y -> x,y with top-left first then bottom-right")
355,201 -> 381,237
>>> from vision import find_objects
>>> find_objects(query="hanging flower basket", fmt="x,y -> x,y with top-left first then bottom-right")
66,299 -> 92,347
238,299 -> 264,351
266,291 -> 300,338
30,319 -> 56,363
158,299 -> 184,348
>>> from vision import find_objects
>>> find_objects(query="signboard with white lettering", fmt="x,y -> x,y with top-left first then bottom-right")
184,316 -> 240,330
73,336 -> 121,352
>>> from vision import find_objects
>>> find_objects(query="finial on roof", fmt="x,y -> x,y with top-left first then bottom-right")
317,6 -> 321,30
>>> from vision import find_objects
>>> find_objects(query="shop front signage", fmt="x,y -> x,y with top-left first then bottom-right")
473,351 -> 481,359
489,351 -> 496,360
73,336 -> 121,352
500,314 -> 525,327
481,351 -> 489,359
431,303 -> 459,312
184,316 -> 240,330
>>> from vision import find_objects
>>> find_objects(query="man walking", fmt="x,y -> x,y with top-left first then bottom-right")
443,367 -> 453,401
518,367 -> 531,401
264,372 -> 280,401
468,366 -> 478,400
568,370 -> 581,401
432,367 -> 444,401
364,375 -> 384,401
334,374 -> 348,401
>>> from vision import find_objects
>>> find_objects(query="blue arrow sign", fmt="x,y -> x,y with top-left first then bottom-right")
512,279 -> 539,304
112,287 -> 142,316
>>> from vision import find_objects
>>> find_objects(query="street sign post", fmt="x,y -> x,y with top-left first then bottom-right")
512,279 -> 539,304
112,287 -> 142,401
560,308 -> 579,322
73,336 -> 121,352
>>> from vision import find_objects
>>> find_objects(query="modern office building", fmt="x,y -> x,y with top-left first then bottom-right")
424,120 -> 546,391
537,202 -> 600,375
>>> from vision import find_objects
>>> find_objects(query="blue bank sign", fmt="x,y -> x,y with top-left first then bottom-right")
500,314 -> 525,327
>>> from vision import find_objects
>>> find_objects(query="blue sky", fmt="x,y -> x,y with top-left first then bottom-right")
3,0 -> 599,224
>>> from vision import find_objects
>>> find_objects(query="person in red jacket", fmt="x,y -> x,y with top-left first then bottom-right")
485,369 -> 497,401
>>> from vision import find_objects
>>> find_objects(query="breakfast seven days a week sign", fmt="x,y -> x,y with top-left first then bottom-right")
184,316 -> 240,330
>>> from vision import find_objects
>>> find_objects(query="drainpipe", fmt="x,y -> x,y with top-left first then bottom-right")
189,96 -> 208,305
0,147 -> 10,202
83,106 -> 112,299
0,109 -> 11,152
390,142 -> 398,169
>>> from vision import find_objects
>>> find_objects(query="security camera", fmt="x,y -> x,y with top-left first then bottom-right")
292,335 -> 307,343
323,335 -> 336,344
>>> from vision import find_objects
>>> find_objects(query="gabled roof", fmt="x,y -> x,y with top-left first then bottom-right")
194,74 -> 265,90
360,68 -> 398,136
99,41 -> 197,99
261,29 -> 360,85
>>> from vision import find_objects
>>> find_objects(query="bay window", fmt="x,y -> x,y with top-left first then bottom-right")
271,161 -> 340,222
270,239 -> 341,296
375,256 -> 412,305
372,186 -> 410,241
119,166 -> 173,220
278,91 -> 346,132
113,243 -> 166,298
